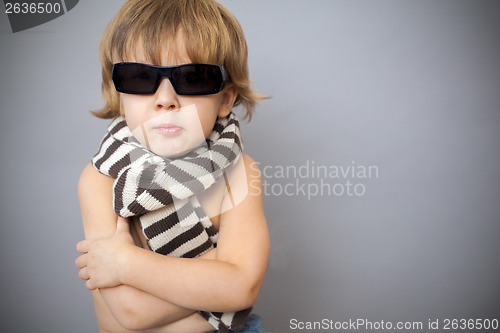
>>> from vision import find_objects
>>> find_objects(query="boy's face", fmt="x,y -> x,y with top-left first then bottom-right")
120,40 -> 235,157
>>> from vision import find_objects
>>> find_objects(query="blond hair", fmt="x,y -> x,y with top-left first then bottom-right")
94,0 -> 264,120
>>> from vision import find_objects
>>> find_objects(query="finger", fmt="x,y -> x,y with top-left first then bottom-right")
86,278 -> 97,291
116,217 -> 130,233
76,240 -> 90,253
74,254 -> 87,269
78,267 -> 90,281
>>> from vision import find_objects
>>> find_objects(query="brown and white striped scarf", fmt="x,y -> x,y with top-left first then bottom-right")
91,112 -> 251,332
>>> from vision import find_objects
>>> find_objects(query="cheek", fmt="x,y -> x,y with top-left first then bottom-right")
201,115 -> 218,137
195,105 -> 220,136
120,95 -> 147,129
120,94 -> 132,115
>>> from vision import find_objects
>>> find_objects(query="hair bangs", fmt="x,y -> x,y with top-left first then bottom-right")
111,4 -> 182,65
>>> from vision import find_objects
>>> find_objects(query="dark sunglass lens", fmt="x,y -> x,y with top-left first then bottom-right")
172,65 -> 222,94
114,64 -> 158,94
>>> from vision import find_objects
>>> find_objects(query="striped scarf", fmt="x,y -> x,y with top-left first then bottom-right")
92,112 -> 251,332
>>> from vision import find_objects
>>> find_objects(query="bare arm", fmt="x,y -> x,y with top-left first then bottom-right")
78,155 -> 270,312
77,163 -> 206,330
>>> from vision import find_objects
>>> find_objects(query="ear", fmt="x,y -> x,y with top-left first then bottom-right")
217,86 -> 238,118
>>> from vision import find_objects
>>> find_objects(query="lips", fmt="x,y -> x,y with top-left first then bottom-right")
154,123 -> 183,136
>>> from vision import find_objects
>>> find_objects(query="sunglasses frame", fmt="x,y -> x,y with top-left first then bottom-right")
112,62 -> 229,96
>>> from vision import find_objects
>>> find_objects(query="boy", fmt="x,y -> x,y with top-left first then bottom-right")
75,1 -> 269,332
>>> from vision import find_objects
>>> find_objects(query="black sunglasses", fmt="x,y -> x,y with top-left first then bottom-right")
112,62 -> 229,95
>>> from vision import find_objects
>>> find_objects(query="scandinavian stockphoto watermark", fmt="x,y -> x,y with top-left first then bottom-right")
3,0 -> 79,32
250,160 -> 379,200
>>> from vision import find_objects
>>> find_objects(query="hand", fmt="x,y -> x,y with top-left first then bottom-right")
75,217 -> 135,290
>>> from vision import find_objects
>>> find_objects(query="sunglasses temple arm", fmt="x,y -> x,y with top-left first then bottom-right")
220,66 -> 229,82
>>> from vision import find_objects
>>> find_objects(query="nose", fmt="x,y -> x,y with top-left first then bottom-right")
154,78 -> 180,111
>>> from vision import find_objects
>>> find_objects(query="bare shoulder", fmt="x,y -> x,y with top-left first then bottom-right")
242,154 -> 262,181
78,163 -> 114,197
78,163 -> 117,239
241,154 -> 264,199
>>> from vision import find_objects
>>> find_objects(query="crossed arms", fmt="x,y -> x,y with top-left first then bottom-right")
75,155 -> 269,331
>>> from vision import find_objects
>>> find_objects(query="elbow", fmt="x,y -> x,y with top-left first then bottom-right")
228,279 -> 262,311
224,265 -> 267,311
244,281 -> 262,309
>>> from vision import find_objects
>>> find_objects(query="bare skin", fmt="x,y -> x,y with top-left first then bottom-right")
77,154 -> 268,333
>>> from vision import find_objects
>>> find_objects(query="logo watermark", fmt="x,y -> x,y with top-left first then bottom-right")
250,160 -> 379,200
3,0 -> 79,32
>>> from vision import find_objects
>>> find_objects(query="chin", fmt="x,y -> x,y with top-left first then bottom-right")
151,138 -> 207,158
150,144 -> 192,158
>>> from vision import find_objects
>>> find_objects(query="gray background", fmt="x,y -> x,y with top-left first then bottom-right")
1,1 -> 499,332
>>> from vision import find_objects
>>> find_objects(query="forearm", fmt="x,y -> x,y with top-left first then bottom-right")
99,245 -> 217,330
98,247 -> 219,330
120,247 -> 258,312
99,284 -> 195,331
